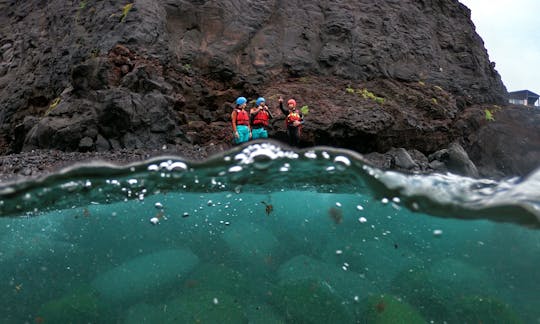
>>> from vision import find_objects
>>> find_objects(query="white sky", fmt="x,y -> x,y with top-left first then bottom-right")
459,0 -> 540,94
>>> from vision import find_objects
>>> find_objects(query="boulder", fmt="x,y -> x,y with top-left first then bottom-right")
277,254 -> 376,301
91,248 -> 199,304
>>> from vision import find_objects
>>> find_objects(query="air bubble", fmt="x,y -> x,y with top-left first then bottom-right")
333,155 -> 351,167
127,179 -> 138,185
228,166 -> 243,173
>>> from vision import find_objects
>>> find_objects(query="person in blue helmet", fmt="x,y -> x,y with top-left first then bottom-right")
231,96 -> 251,144
250,97 -> 273,140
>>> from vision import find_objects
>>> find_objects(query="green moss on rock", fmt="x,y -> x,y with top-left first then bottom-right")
273,279 -> 354,323
363,294 -> 426,324
455,295 -> 523,324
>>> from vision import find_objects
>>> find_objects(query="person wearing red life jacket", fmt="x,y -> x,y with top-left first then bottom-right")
250,97 -> 273,140
279,96 -> 304,146
231,96 -> 251,144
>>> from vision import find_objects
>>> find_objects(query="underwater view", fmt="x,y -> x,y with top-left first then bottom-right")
1,143 -> 539,323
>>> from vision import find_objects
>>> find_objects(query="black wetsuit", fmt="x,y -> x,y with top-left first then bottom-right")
279,101 -> 304,146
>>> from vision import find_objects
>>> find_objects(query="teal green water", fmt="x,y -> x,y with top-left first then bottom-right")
1,143 -> 539,323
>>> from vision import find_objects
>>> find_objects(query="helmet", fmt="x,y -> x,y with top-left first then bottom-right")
256,97 -> 265,106
287,99 -> 297,107
236,97 -> 247,105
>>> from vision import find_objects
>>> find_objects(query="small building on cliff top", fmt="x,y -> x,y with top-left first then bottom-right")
508,90 -> 539,107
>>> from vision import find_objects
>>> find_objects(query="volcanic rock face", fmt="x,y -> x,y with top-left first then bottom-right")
1,0 -> 537,177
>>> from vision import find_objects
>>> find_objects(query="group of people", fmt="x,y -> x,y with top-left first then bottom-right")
231,96 -> 304,146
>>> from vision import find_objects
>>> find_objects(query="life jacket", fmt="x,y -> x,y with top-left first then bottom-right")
286,111 -> 302,127
235,108 -> 249,125
252,110 -> 269,127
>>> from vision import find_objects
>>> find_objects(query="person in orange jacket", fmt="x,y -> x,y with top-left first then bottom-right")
279,96 -> 304,146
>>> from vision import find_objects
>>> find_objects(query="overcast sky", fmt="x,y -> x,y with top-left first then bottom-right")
459,0 -> 540,94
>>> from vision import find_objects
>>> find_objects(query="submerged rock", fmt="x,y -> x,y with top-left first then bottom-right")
277,254 -> 376,301
273,279 -> 355,323
453,295 -> 524,324
124,290 -> 248,323
362,294 -> 425,324
221,220 -> 279,266
91,248 -> 199,304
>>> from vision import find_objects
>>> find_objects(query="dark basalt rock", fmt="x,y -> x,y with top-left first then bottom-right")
0,0 -> 538,178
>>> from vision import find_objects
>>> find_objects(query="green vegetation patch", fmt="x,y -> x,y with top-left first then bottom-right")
345,86 -> 385,105
45,97 -> 61,116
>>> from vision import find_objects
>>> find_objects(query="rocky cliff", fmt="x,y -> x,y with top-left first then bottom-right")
0,0 -> 538,178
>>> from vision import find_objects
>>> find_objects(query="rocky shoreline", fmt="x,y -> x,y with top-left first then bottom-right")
0,138 -> 484,184
0,146 -> 211,184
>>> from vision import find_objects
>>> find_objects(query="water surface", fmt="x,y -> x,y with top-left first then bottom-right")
1,143 -> 538,323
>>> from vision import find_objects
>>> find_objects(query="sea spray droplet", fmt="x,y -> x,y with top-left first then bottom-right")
356,205 -> 364,211
358,217 -> 367,223
433,229 -> 443,237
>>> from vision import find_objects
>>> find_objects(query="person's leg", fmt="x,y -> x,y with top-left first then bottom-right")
236,125 -> 250,144
259,128 -> 268,138
251,128 -> 262,140
289,126 -> 299,146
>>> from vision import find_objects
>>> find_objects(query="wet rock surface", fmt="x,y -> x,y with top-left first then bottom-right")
0,0 -> 538,180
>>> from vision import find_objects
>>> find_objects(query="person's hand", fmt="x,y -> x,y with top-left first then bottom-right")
293,121 -> 301,127
234,131 -> 239,138
249,131 -> 252,139
278,96 -> 283,103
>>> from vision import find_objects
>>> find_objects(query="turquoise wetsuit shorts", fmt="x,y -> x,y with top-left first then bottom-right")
251,127 -> 268,140
235,125 -> 250,144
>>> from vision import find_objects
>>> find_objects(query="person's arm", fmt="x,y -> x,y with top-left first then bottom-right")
279,98 -> 288,116
248,113 -> 252,137
231,110 -> 239,138
265,104 -> 273,119
250,107 -> 257,125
